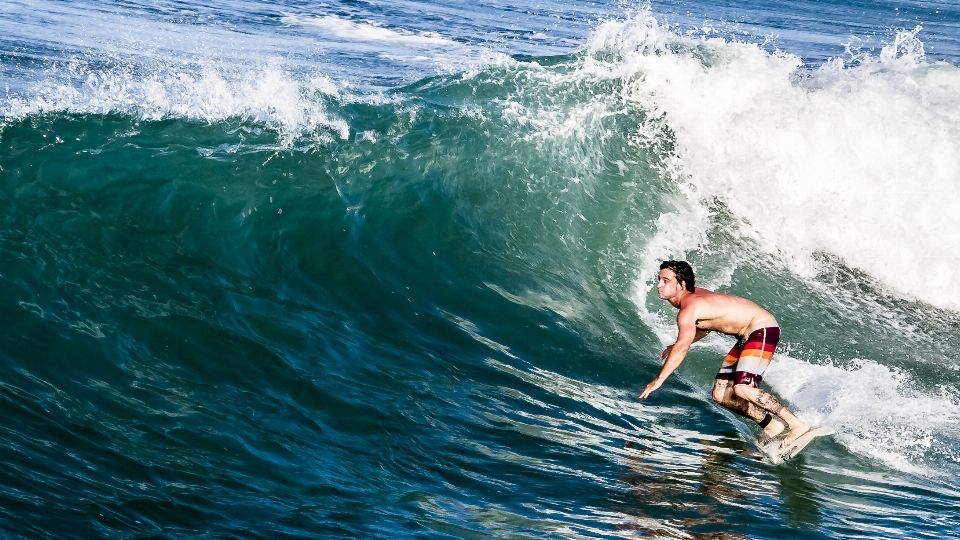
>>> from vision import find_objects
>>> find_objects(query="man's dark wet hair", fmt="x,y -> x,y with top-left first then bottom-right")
659,260 -> 695,293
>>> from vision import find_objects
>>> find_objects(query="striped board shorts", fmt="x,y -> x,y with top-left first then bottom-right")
716,326 -> 780,388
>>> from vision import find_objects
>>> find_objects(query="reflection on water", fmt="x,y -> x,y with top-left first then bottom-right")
772,456 -> 823,530
616,429 -> 822,537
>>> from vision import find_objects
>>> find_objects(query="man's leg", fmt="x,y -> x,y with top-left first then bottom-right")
712,380 -> 785,441
733,384 -> 810,446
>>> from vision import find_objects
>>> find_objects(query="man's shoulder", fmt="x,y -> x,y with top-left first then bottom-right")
691,288 -> 744,303
678,289 -> 725,317
677,292 -> 707,317
684,289 -> 714,305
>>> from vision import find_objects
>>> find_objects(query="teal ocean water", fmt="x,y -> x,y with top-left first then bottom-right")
3,1 -> 960,537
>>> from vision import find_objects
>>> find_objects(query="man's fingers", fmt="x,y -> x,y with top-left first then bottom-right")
639,381 -> 659,400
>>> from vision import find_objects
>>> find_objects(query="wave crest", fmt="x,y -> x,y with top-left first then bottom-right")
590,12 -> 960,312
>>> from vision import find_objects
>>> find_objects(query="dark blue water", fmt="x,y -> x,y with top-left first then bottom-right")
3,1 -> 960,538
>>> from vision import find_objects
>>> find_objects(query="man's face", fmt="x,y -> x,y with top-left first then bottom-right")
657,269 -> 684,300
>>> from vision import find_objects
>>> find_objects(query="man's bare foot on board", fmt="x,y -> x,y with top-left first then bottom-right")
780,422 -> 811,448
757,417 -> 785,446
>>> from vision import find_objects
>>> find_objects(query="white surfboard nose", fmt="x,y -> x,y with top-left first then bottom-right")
761,425 -> 836,465
771,426 -> 837,464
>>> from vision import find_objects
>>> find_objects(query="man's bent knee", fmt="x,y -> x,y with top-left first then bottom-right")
712,380 -> 732,404
732,383 -> 755,400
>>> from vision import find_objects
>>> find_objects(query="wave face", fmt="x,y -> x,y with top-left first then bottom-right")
2,0 -> 960,538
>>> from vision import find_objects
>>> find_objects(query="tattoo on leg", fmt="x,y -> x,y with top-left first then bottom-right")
735,398 -> 767,424
714,382 -> 766,423
755,389 -> 784,415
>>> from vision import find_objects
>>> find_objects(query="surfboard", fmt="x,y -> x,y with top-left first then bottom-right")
761,425 -> 836,465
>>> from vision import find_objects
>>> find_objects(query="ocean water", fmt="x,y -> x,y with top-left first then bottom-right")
2,0 -> 960,537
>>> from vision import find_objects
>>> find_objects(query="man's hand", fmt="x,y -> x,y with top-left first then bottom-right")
641,346 -> 674,399
639,378 -> 663,400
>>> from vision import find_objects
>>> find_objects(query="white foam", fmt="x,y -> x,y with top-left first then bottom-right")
0,7 -> 512,132
596,12 -> 960,473
630,207 -> 711,342
283,14 -> 453,47
2,62 -> 349,145
282,13 -> 510,74
764,354 -> 960,475
588,14 -> 960,312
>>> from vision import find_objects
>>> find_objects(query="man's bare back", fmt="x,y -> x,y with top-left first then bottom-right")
682,287 -> 776,338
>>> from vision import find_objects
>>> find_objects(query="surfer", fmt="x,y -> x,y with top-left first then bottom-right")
639,260 -> 817,457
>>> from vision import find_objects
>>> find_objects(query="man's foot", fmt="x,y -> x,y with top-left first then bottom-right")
780,422 -> 812,448
780,426 -> 836,460
757,418 -> 785,446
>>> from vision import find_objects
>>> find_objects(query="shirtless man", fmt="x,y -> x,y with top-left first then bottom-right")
639,260 -> 812,449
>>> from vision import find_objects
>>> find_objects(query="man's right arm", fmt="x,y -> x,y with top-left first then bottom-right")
639,308 -> 698,399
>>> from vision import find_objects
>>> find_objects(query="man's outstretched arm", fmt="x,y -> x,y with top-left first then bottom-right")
639,311 -> 699,399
